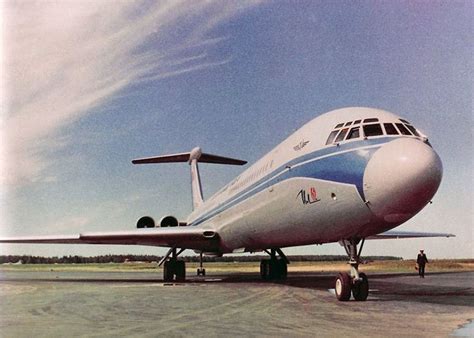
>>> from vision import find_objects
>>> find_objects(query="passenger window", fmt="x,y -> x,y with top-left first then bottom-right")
344,121 -> 352,127
383,123 -> 399,135
335,123 -> 344,128
405,124 -> 420,136
363,124 -> 383,137
363,118 -> 379,123
395,123 -> 412,135
334,128 -> 349,143
326,130 -> 339,145
346,127 -> 360,140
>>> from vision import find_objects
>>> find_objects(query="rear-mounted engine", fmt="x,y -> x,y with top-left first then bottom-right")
137,215 -> 186,228
136,216 -> 155,228
159,215 -> 179,227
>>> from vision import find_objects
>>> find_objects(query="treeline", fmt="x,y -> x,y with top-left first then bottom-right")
0,254 -> 402,264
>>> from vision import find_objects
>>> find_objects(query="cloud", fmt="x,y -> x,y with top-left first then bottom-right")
1,0 -> 262,186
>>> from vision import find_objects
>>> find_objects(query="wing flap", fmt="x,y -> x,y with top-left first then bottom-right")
0,228 -> 219,251
367,230 -> 455,240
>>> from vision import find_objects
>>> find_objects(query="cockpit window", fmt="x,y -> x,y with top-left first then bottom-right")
325,130 -> 339,145
363,124 -> 383,137
383,123 -> 399,135
334,128 -> 349,143
395,123 -> 412,135
405,124 -> 420,136
326,117 -> 423,146
346,127 -> 360,140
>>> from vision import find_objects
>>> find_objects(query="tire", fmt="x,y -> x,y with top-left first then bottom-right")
163,261 -> 174,282
260,260 -> 270,280
175,260 -> 186,282
352,273 -> 369,301
269,259 -> 280,279
335,272 -> 352,301
276,259 -> 287,279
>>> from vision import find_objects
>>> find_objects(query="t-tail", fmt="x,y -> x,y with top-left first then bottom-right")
132,147 -> 247,210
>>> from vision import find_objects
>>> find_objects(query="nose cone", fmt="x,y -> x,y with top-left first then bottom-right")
363,138 -> 442,223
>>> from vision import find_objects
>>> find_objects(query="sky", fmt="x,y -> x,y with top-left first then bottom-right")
1,1 -> 472,259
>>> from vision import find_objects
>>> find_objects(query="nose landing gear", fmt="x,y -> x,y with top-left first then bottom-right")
335,238 -> 369,301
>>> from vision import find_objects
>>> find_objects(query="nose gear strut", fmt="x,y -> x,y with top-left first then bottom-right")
335,238 -> 369,301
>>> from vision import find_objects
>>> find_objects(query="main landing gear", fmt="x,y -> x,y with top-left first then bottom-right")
159,247 -> 186,282
260,248 -> 289,280
335,238 -> 369,301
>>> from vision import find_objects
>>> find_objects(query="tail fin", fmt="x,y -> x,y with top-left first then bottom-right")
132,147 -> 247,210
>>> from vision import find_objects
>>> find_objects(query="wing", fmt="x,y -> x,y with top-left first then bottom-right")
367,230 -> 455,240
0,227 -> 219,251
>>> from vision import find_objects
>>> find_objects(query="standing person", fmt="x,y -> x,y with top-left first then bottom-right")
417,250 -> 429,278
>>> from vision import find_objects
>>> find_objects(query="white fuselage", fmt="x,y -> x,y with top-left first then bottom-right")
186,107 -> 442,254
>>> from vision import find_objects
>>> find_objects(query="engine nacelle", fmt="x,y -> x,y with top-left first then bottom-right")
137,216 -> 155,228
160,215 -> 179,227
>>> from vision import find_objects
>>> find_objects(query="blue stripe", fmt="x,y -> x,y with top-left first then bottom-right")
190,137 -> 392,226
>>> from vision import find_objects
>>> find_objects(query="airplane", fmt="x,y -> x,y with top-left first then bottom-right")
0,106 -> 454,301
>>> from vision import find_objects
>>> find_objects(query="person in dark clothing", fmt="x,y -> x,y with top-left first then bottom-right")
417,250 -> 429,278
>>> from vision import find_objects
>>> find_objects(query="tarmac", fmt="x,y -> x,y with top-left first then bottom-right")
0,270 -> 473,337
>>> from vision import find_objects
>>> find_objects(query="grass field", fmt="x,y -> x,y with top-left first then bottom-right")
1,259 -> 473,274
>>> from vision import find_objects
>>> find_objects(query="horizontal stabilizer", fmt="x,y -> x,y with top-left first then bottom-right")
367,230 -> 455,240
132,149 -> 247,166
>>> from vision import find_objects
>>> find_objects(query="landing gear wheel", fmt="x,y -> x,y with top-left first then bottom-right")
163,260 -> 175,282
270,258 -> 287,280
352,272 -> 369,301
175,260 -> 186,282
163,259 -> 186,282
260,249 -> 289,280
335,272 -> 351,301
197,268 -> 206,276
260,260 -> 270,280
269,259 -> 280,279
277,258 -> 288,279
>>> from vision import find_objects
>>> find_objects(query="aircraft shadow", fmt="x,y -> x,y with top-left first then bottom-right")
1,270 -> 471,306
